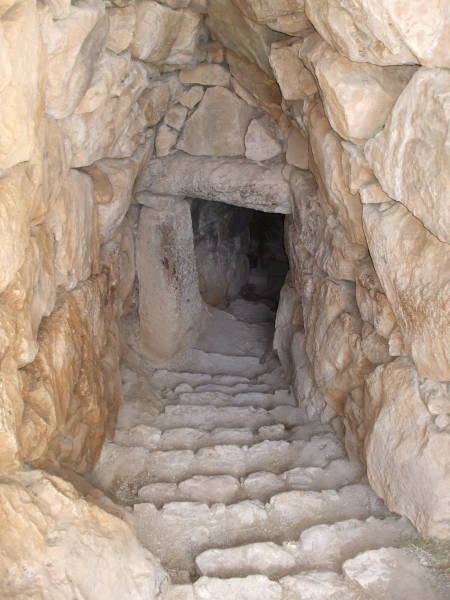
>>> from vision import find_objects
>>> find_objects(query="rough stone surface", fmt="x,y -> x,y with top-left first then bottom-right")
180,63 -> 230,86
0,470 -> 168,600
245,116 -> 282,161
270,41 -> 317,101
137,200 -> 204,362
106,5 -> 136,54
138,152 -> 292,213
178,87 -> 254,157
366,68 -> 450,243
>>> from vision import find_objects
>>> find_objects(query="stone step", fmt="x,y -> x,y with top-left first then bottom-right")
174,349 -> 270,378
91,435 -> 346,502
225,298 -> 275,324
162,572 -> 363,600
186,383 -> 276,396
137,459 -> 364,507
126,484 -> 390,576
195,516 -> 417,578
147,405 -> 307,431
167,390 -> 296,409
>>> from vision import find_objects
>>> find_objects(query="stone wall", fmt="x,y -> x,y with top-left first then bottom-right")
0,5 -> 449,595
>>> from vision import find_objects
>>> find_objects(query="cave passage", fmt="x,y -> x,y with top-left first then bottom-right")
190,197 -> 289,313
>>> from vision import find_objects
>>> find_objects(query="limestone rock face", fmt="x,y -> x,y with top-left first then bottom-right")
131,0 -> 202,65
304,0 -> 417,66
300,34 -> 417,143
180,63 -> 230,86
0,469 -> 168,599
363,201 -> 450,382
106,5 -> 136,54
178,87 -> 254,157
43,0 -> 108,119
366,68 -> 450,243
232,0 -> 306,23
364,359 -> 450,539
207,0 -> 282,75
0,0 -> 41,169
270,41 -> 317,101
137,200 -> 204,362
138,152 -> 292,213
245,116 -> 282,161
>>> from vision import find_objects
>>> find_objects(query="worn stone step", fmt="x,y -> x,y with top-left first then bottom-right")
168,390 -> 296,409
137,459 -> 364,507
174,349 -> 270,378
91,435 -> 346,502
126,484 -> 390,575
147,405 -> 307,431
162,572 -> 364,600
225,299 -> 275,324
187,383 -> 276,396
195,516 -> 417,578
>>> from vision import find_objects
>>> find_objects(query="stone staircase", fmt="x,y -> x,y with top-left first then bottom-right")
90,300 -> 445,600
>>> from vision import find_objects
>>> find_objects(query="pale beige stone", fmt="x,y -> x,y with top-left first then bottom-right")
299,33 -> 417,143
156,124 -> 179,157
205,41 -> 224,63
207,0 -> 282,75
366,68 -> 450,243
137,201 -> 204,362
19,273 -> 119,471
226,50 -> 282,119
340,141 -> 374,195
131,1 -> 202,65
267,13 -> 311,36
179,85 -> 204,109
232,0 -> 306,23
0,0 -> 41,169
106,5 -> 136,54
138,153 -> 292,213
304,0 -> 417,66
286,128 -> 308,169
138,78 -> 172,126
245,116 -> 282,162
43,0 -> 108,119
270,41 -> 317,101
60,59 -> 148,167
308,101 -> 366,246
364,359 -> 450,539
164,104 -> 188,130
180,63 -> 230,86
363,201 -> 450,382
177,87 -> 254,157
0,470 -> 168,599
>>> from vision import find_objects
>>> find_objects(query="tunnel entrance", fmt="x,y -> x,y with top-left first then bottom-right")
190,198 -> 289,314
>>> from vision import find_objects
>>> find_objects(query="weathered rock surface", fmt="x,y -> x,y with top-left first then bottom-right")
245,116 -> 282,161
131,0 -> 202,65
178,87 -> 254,157
137,200 -> 204,362
270,41 -> 317,101
0,469 -> 168,600
363,201 -> 450,382
180,63 -> 230,86
138,152 -> 292,213
299,33 -> 417,143
366,68 -> 450,243
106,4 -> 136,54
364,358 -> 450,539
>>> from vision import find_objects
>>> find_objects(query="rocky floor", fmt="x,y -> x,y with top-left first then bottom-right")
90,299 -> 449,600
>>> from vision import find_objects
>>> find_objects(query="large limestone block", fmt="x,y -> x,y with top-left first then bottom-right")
300,34 -> 416,143
85,135 -> 153,242
207,0 -> 282,75
366,68 -> 450,243
19,273 -> 119,471
138,152 -> 292,213
304,0 -> 417,66
178,87 -> 254,157
137,201 -> 203,362
43,0 -> 108,119
60,57 -> 148,167
0,0 -> 41,168
106,5 -> 136,53
232,0 -> 306,23
363,201 -> 450,382
245,116 -> 282,161
290,169 -> 366,281
0,470 -> 168,599
302,272 -> 372,413
131,0 -> 201,65
307,101 -> 366,246
179,63 -> 230,86
0,167 -> 32,294
46,169 -> 99,291
226,50 -> 282,119
364,359 -> 450,539
270,41 -> 317,101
